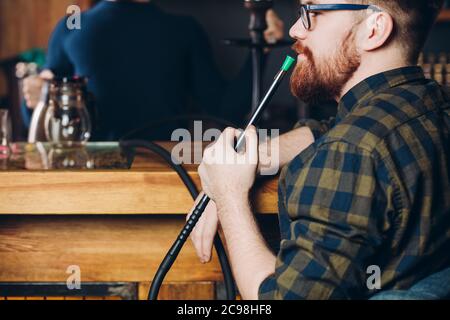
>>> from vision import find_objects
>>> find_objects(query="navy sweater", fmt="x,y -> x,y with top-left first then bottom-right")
45,1 -> 252,140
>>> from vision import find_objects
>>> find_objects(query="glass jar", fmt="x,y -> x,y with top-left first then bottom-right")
44,77 -> 92,148
0,109 -> 11,157
28,80 -> 50,143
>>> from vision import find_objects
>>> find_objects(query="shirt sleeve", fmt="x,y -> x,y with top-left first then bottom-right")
259,141 -> 395,300
44,18 -> 74,76
293,117 -> 336,141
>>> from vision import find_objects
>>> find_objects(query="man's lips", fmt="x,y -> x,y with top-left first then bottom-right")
292,42 -> 312,64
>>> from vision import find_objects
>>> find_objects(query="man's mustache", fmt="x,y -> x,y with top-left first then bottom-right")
292,41 -> 304,54
292,41 -> 313,61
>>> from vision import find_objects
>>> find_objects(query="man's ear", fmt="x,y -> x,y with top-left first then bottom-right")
362,12 -> 394,51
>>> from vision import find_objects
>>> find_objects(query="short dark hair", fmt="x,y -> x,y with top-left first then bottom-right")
352,0 -> 444,63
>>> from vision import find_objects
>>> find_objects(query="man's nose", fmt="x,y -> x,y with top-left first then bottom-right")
289,18 -> 307,40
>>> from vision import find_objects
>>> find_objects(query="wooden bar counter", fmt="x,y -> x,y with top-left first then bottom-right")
0,142 -> 279,300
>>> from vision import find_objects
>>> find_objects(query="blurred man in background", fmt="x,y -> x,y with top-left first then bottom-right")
23,0 -> 284,140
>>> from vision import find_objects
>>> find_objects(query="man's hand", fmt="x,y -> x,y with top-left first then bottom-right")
187,192 -> 219,264
22,70 -> 54,109
198,126 -> 258,203
190,126 -> 259,265
265,9 -> 284,44
190,126 -> 315,264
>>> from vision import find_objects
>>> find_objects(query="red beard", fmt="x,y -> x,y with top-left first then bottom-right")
290,31 -> 361,105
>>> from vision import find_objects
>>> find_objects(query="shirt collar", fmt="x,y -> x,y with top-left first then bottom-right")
336,66 -> 426,123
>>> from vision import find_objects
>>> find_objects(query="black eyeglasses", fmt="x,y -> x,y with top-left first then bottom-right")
299,4 -> 382,30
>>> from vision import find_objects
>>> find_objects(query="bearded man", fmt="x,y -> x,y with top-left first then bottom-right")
189,0 -> 450,300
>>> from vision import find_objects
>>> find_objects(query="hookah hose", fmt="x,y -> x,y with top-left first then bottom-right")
119,139 -> 236,299
148,56 -> 296,300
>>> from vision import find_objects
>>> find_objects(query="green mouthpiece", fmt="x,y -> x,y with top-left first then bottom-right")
281,56 -> 296,72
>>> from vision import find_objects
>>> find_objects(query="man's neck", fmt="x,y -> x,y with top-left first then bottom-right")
338,53 -> 412,101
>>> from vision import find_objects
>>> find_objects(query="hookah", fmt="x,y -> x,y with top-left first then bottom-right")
224,0 -> 294,114
146,55 -> 295,300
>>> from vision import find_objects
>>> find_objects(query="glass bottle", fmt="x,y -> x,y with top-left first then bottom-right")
28,80 -> 50,143
0,109 -> 12,157
44,77 -> 92,148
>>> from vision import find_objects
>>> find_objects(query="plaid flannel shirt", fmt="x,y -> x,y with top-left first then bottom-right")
259,67 -> 450,300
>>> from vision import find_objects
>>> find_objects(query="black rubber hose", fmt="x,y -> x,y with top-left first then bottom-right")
119,140 -> 236,300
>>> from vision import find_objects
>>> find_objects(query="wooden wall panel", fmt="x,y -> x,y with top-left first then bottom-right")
0,170 -> 279,215
0,215 -> 224,283
0,0 -> 94,111
139,282 -> 216,300
0,69 -> 6,98
0,0 -> 93,60
0,215 -> 222,299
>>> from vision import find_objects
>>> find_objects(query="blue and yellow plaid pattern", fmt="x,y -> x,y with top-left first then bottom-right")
259,67 -> 450,299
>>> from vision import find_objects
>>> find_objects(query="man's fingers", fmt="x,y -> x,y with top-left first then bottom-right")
188,198 -> 219,264
24,95 -> 39,109
247,126 -> 259,166
238,126 -> 258,157
265,9 -> 284,43
188,192 -> 207,261
200,201 -> 219,263
201,231 -> 215,263
224,127 -> 238,148
23,75 -> 44,108
186,192 -> 205,220
190,214 -> 206,261
245,125 -> 258,145
193,216 -> 209,263
39,70 -> 54,80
